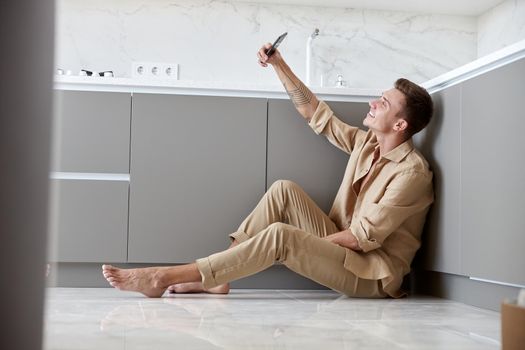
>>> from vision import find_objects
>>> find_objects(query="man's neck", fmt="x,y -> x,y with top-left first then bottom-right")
374,133 -> 409,158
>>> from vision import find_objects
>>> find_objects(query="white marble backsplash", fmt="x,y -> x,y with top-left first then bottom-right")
477,0 -> 525,57
55,0 -> 477,89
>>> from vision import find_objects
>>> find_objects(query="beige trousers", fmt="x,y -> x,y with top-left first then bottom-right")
195,180 -> 387,298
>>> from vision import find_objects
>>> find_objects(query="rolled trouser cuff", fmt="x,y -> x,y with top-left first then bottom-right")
229,230 -> 250,244
195,257 -> 219,290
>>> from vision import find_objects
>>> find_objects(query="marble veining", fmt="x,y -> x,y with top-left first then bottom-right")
55,0 -> 477,89
477,0 -> 525,57
44,288 -> 501,349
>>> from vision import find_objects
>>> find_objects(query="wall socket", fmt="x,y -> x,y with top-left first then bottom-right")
132,62 -> 179,79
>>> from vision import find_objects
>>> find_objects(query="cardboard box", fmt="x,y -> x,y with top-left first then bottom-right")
501,301 -> 525,350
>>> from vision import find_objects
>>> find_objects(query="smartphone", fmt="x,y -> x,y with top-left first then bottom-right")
265,32 -> 288,57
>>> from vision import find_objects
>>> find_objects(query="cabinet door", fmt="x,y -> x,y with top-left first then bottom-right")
128,94 -> 267,263
51,180 -> 129,262
460,57 -> 525,285
413,85 -> 462,275
267,99 -> 369,213
53,91 -> 131,173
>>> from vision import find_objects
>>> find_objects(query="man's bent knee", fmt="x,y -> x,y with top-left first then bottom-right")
277,179 -> 298,189
269,179 -> 300,194
265,222 -> 296,244
266,221 -> 289,232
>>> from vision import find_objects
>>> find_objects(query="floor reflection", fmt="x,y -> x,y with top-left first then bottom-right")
44,288 -> 500,350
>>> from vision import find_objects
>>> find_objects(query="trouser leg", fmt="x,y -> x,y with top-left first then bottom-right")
196,222 -> 386,298
230,180 -> 339,243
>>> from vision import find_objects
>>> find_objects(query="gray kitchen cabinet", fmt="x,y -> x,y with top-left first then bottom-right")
53,91 -> 131,173
414,85 -> 462,275
51,90 -> 131,263
128,94 -> 267,263
460,57 -> 525,286
267,99 -> 370,214
52,180 -> 129,262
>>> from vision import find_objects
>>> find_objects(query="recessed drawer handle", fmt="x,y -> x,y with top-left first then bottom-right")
50,172 -> 130,182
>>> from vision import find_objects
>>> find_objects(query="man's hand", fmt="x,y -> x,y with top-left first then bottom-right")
324,229 -> 362,251
256,43 -> 319,121
257,43 -> 283,67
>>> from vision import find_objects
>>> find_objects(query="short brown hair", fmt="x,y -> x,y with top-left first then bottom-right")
394,78 -> 433,137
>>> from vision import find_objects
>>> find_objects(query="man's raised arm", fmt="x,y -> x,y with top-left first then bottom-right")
258,43 -> 319,121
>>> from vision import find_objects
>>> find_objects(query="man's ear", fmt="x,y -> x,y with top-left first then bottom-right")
393,118 -> 408,132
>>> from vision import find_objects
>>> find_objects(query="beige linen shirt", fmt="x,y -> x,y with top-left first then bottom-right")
309,101 -> 434,297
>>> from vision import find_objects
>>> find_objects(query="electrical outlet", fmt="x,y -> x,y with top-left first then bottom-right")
157,63 -> 179,79
132,62 -> 147,78
132,62 -> 179,80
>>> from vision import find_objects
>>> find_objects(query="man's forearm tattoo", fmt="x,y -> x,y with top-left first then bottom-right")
283,71 -> 313,107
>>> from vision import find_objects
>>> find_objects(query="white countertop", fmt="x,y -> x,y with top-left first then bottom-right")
55,39 -> 525,102
53,75 -> 381,102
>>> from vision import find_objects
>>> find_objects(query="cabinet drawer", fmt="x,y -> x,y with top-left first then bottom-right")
51,179 -> 129,262
53,91 -> 131,173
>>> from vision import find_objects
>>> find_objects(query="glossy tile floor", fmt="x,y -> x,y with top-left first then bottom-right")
44,288 -> 501,350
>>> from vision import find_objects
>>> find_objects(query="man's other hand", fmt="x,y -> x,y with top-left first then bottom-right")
324,230 -> 362,251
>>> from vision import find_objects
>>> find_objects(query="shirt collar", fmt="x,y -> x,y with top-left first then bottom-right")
381,138 -> 414,163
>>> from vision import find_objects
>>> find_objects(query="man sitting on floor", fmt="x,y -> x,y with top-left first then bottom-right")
102,43 -> 434,299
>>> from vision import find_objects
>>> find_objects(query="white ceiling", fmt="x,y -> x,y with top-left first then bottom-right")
233,0 -> 506,16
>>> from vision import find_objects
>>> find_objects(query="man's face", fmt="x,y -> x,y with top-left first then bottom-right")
363,88 -> 406,135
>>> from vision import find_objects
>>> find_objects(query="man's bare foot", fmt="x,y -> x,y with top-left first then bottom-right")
102,264 -> 167,298
167,282 -> 230,294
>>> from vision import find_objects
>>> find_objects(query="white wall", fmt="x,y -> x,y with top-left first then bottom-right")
477,0 -> 525,57
55,0 -> 477,88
